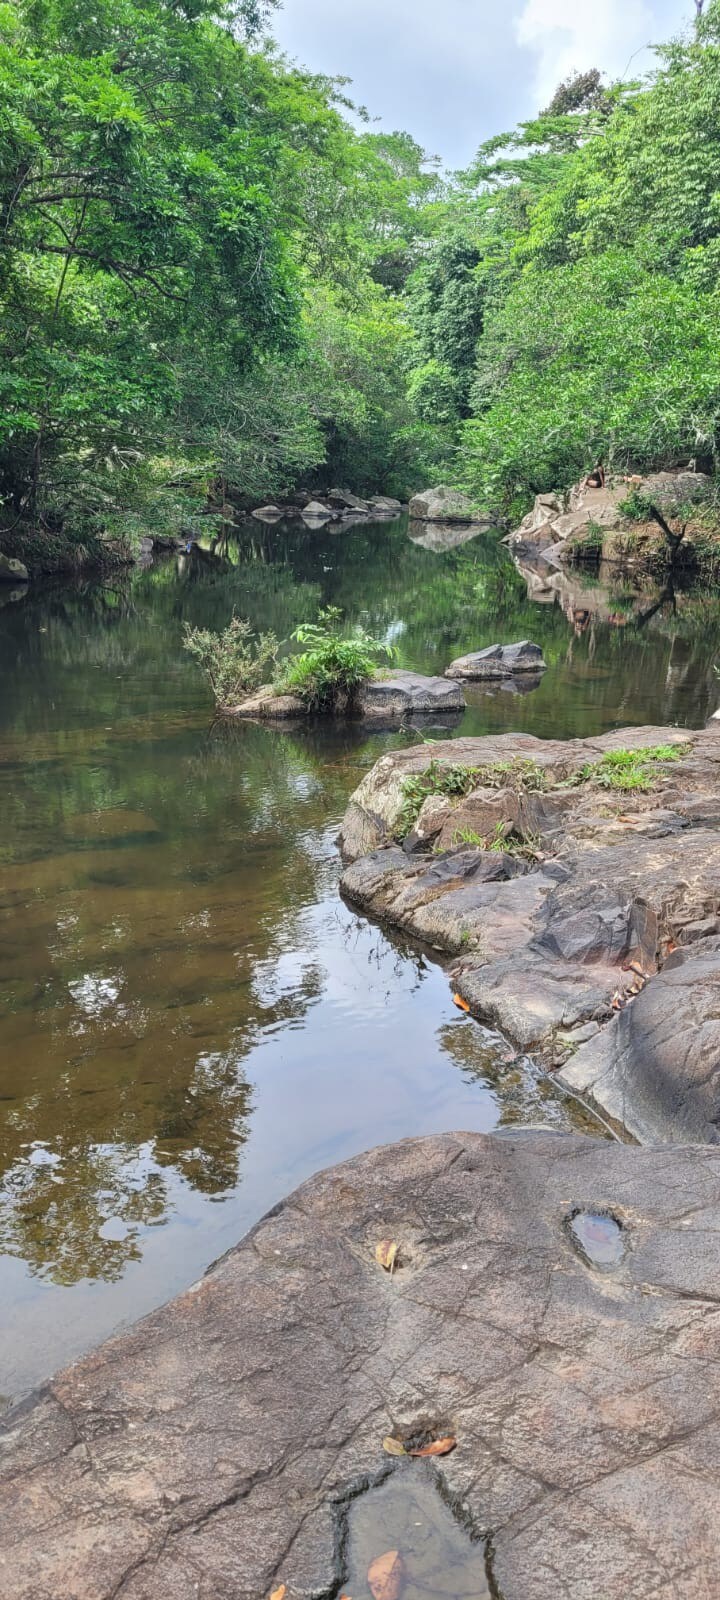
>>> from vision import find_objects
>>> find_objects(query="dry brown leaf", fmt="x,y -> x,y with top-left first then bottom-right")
452,993 -> 470,1012
375,1240 -> 398,1273
408,1435 -> 457,1458
382,1435 -> 406,1456
269,1587 -> 286,1600
368,1549 -> 406,1600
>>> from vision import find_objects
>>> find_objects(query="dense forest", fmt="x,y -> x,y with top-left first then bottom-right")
1,0 -> 720,556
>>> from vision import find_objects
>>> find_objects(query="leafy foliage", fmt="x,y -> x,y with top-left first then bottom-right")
281,606 -> 393,710
182,616 -> 279,707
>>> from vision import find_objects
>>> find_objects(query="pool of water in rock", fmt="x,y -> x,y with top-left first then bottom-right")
344,1471 -> 490,1600
2,514 -> 720,1405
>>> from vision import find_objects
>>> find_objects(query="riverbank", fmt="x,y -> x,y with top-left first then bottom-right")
340,720 -> 720,1145
0,522 -> 134,578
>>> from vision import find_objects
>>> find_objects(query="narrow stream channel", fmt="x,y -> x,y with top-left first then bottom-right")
2,513 -> 720,1407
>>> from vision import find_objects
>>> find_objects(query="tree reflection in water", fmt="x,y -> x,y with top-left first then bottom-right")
2,515 -> 720,1381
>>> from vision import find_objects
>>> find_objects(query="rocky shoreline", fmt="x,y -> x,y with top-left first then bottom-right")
339,720 -> 720,1146
3,1129 -> 720,1599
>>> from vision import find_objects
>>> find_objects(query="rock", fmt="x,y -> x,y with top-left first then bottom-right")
327,489 -> 372,513
226,673 -> 464,725
302,500 -> 335,521
338,732 -> 598,862
408,486 -> 492,525
507,470 -> 713,567
4,1128 -> 720,1600
445,641 -> 546,680
225,685 -> 308,720
337,725 -> 720,1143
367,495 -> 402,513
0,552 -> 29,583
251,505 -> 283,522
357,671 -> 465,721
559,938 -> 720,1144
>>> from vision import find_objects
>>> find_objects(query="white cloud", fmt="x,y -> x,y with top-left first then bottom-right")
272,0 -> 692,166
515,0 -> 668,107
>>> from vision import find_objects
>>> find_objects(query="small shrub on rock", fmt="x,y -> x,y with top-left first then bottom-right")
183,616 -> 279,708
280,607 -> 393,711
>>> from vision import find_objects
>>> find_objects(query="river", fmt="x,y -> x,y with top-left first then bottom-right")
2,512 -> 720,1407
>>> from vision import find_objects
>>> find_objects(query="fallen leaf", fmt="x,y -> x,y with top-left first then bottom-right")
408,1435 -> 457,1458
368,1549 -> 406,1600
382,1435 -> 406,1456
453,993 -> 470,1012
269,1587 -> 286,1600
375,1240 -> 398,1273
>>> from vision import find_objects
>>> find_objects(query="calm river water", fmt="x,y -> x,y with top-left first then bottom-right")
2,514 -> 720,1406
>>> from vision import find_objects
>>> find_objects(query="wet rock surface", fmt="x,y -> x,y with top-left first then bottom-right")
340,724 -> 720,1140
4,1129 -> 720,1599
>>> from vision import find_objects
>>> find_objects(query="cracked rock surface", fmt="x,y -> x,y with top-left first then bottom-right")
340,724 -> 720,1142
2,1130 -> 720,1599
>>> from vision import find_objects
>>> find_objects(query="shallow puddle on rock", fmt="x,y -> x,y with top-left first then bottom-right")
343,1471 -> 490,1600
569,1210 -> 625,1268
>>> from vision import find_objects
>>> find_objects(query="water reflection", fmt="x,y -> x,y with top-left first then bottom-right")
1,515 -> 720,1401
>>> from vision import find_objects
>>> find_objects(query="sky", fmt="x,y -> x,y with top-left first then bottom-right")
270,0 -> 695,168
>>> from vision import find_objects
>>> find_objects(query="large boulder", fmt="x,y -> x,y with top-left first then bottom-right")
0,552 -> 29,583
301,500 -> 336,523
408,486 -> 491,525
507,470 -> 713,566
326,488 -> 371,511
3,1129 -> 720,1600
445,640 -> 546,680
357,670 -> 465,720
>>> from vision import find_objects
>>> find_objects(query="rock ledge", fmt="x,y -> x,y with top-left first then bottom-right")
3,1129 -> 720,1600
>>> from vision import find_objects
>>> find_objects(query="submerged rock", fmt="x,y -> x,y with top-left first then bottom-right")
408,486 -> 492,525
445,641 -> 546,680
3,1128 -> 720,1599
0,552 -> 29,583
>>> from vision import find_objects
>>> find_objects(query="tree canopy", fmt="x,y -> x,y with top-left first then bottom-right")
1,0 -> 719,548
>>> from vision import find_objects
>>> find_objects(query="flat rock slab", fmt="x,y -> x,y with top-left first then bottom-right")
3,1130 -> 720,1600
446,640 -> 546,679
